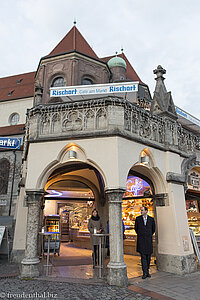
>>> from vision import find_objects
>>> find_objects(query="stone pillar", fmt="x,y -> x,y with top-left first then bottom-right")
21,189 -> 44,278
155,176 -> 197,275
105,189 -> 128,287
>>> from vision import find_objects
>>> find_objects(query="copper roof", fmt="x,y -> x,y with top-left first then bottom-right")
101,53 -> 143,84
0,72 -> 35,102
48,26 -> 98,59
0,124 -> 25,136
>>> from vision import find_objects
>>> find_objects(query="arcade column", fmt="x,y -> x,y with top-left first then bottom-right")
105,188 -> 128,287
21,189 -> 44,278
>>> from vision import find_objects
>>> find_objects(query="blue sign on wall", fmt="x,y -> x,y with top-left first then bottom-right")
0,137 -> 22,150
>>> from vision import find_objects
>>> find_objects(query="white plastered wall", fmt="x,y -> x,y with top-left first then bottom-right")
156,151 -> 193,256
0,97 -> 33,126
13,136 -> 194,258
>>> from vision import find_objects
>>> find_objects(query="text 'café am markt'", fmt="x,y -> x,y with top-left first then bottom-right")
0,24 -> 200,286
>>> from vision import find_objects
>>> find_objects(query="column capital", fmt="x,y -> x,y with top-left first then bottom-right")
105,188 -> 125,204
154,193 -> 169,207
25,189 -> 45,205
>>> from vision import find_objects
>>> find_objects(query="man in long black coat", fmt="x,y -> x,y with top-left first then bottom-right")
135,206 -> 155,279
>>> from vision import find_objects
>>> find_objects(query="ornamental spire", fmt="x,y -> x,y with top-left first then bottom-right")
153,65 -> 166,81
150,65 -> 177,120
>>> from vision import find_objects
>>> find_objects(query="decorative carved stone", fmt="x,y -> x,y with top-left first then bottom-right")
166,172 -> 185,185
181,154 -> 200,190
151,65 -> 178,120
26,97 -> 200,154
21,189 -> 44,278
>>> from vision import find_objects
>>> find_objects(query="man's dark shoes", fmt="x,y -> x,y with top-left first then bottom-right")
142,274 -> 148,279
147,273 -> 151,278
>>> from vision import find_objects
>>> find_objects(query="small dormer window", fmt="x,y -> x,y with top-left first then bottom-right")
17,79 -> 23,84
82,78 -> 93,85
51,77 -> 66,87
8,90 -> 14,96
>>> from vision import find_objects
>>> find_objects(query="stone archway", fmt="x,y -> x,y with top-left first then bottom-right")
125,162 -> 167,270
43,162 -> 108,229
21,153 -> 107,278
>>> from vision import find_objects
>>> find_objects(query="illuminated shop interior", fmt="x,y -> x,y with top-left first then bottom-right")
186,167 -> 200,238
122,174 -> 154,239
43,168 -> 155,255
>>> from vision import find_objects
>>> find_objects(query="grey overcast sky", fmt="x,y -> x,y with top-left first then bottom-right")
0,0 -> 200,119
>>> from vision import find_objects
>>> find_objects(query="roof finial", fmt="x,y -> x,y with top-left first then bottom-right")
153,65 -> 166,80
73,18 -> 76,26
121,46 -> 124,53
115,51 -> 118,56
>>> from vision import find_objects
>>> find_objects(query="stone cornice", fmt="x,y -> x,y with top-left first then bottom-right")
25,97 -> 200,156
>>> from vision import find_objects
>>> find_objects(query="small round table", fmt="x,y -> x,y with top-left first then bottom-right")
39,232 -> 60,276
92,233 -> 109,278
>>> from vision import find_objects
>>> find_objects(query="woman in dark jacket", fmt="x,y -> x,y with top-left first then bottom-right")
88,209 -> 103,267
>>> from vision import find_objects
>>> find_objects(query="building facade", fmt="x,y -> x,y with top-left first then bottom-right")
0,25 -> 200,286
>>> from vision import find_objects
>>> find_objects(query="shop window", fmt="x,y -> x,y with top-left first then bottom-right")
9,113 -> 20,125
122,175 -> 154,238
186,169 -> 200,235
51,77 -> 66,87
81,78 -> 93,85
0,159 -> 10,194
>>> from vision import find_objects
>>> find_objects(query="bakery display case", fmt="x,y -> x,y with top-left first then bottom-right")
122,198 -> 154,238
69,203 -> 93,242
68,203 -> 93,249
121,175 -> 156,255
186,200 -> 200,236
122,197 -> 155,256
187,212 -> 200,235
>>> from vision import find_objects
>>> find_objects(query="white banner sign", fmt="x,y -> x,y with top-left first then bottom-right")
50,81 -> 139,98
0,226 -> 5,247
176,107 -> 200,127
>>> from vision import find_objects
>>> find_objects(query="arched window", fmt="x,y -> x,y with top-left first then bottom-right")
0,159 -> 10,194
51,77 -> 66,87
81,78 -> 93,85
9,113 -> 20,125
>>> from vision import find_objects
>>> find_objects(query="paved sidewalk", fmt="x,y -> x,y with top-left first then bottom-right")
0,258 -> 200,300
129,269 -> 200,300
0,277 -> 153,300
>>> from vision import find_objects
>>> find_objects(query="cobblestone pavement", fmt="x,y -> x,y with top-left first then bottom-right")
0,278 -> 153,300
0,259 -> 19,277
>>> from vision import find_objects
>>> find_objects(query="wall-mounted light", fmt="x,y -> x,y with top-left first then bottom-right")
140,155 -> 149,165
68,150 -> 77,159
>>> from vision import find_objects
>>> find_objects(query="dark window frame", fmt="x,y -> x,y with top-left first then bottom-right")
0,158 -> 10,194
81,77 -> 94,85
51,76 -> 66,88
